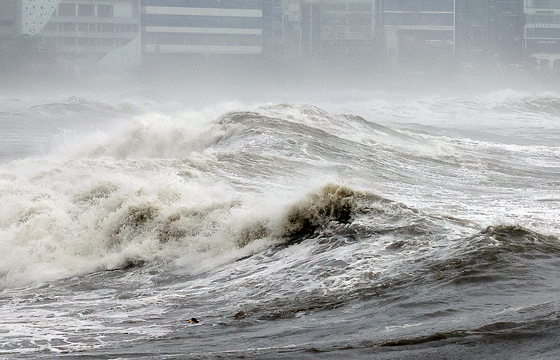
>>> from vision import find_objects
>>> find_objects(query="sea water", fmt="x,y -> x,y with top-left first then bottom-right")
1,88 -> 560,359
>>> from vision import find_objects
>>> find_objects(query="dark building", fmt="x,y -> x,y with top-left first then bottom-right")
320,1 -> 376,56
263,0 -> 283,57
493,0 -> 524,60
282,0 -> 377,68
379,0 -> 455,70
0,0 -> 17,76
455,0 -> 524,65
299,0 -> 321,55
0,0 -> 17,37
298,0 -> 375,56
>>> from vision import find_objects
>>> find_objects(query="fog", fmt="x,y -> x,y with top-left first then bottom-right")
4,3 -> 560,359
0,0 -> 560,165
2,0 -> 560,101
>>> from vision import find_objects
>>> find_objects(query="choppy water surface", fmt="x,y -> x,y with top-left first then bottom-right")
1,90 -> 560,359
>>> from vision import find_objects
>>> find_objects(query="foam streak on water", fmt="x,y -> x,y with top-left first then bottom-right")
1,90 -> 560,359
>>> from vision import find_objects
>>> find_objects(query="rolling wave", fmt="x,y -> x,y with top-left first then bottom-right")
2,91 -> 560,358
2,97 -> 560,288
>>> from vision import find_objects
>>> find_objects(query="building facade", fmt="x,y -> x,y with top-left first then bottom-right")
524,0 -> 560,69
14,0 -> 141,71
141,0 -> 282,58
7,0 -> 560,75
320,0 -> 375,55
0,0 -> 17,38
380,0 -> 455,69
284,0 -> 376,59
455,0 -> 524,65
493,0 -> 524,61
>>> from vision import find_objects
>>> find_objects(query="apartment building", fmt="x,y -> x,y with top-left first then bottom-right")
493,0 -> 524,60
8,0 -> 560,75
0,0 -> 17,37
380,0 -> 455,69
455,0 -> 524,64
287,0 -> 376,59
524,0 -> 560,69
321,0 -> 375,55
15,0 -> 141,70
141,0 -> 282,58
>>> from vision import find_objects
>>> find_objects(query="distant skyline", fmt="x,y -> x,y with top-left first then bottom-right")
1,0 -> 560,79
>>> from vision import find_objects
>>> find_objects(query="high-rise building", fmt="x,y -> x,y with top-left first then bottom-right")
290,0 -> 376,59
320,0 -> 375,55
263,0 -> 284,57
14,0 -> 141,71
455,0 -> 524,64
455,0 -> 486,58
0,0 -> 17,37
524,0 -> 560,69
379,0 -> 455,69
493,0 -> 524,60
141,0 -> 282,58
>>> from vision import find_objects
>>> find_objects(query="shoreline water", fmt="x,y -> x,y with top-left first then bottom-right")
1,86 -> 560,359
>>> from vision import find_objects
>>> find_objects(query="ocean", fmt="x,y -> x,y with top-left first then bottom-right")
1,87 -> 560,359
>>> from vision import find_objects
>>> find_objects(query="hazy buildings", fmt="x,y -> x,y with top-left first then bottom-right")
263,0 -> 284,56
524,0 -> 560,69
492,0 -> 524,61
12,0 -> 141,72
141,0 -> 282,60
0,0 -> 17,37
455,0 -> 490,62
379,0 -> 455,70
294,0 -> 375,57
455,0 -> 524,66
0,0 -> 17,77
4,0 -> 560,76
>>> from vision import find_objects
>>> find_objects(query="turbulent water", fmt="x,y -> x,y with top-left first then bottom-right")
1,89 -> 560,359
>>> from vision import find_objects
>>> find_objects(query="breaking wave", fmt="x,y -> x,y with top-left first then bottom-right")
0,179 -> 416,287
2,96 -> 560,289
2,90 -> 560,358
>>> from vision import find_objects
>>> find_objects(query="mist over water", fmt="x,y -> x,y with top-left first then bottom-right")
1,69 -> 560,359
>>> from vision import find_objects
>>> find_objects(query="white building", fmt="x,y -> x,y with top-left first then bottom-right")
16,0 -> 141,70
524,0 -> 560,69
141,0 -> 282,58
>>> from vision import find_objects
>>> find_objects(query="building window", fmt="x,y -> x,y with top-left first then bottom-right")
58,3 -> 76,16
348,3 -> 372,12
101,38 -> 115,46
44,22 -> 58,31
122,24 -> 138,32
78,37 -> 88,46
99,23 -> 115,32
63,37 -> 76,46
97,5 -> 114,18
41,38 -> 56,48
78,23 -> 88,32
78,4 -> 95,17
61,22 -> 76,31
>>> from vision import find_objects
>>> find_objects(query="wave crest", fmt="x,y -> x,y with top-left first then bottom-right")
280,183 -> 388,240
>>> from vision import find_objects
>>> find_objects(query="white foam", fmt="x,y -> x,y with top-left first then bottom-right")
2,90 -> 560,288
